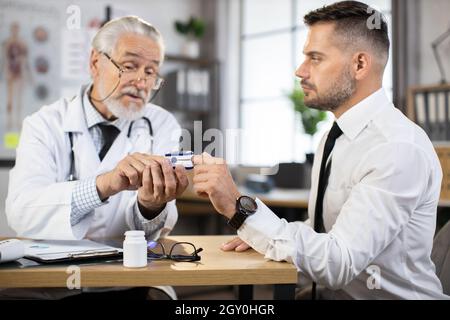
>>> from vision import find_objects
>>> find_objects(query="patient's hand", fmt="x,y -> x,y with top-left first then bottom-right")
221,237 -> 251,252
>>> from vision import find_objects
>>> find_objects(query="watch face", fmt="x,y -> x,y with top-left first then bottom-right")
240,196 -> 257,213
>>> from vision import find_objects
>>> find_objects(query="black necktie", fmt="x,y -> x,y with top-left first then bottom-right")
313,122 -> 343,233
98,124 -> 120,161
311,122 -> 342,300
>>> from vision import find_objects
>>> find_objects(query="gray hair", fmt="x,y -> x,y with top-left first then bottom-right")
92,16 -> 165,65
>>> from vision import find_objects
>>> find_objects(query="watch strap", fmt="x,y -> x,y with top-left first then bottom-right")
227,209 -> 247,230
227,196 -> 257,230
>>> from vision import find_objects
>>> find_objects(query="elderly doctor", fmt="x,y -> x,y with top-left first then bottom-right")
5,17 -> 188,298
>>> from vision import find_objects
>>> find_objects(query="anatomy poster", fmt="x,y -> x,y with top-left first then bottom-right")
0,1 -> 61,159
0,0 -> 103,160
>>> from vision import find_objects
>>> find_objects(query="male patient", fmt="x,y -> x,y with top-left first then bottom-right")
191,1 -> 448,299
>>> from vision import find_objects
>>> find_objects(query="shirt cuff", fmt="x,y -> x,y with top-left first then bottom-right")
133,200 -> 168,227
237,198 -> 286,253
70,177 -> 105,226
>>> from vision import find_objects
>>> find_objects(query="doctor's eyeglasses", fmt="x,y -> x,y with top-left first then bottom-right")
94,52 -> 164,104
102,52 -> 164,90
147,241 -> 203,262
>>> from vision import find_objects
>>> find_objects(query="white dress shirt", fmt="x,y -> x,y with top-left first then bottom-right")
238,88 -> 449,299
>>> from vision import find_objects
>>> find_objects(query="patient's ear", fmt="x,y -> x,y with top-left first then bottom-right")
352,52 -> 372,81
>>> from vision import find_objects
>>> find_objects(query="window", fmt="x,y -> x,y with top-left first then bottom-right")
239,0 -> 392,166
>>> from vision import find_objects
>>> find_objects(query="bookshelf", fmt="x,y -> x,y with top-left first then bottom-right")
156,55 -> 220,152
407,84 -> 450,202
407,84 -> 450,141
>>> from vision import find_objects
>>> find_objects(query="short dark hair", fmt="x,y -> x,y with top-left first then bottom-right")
304,1 -> 390,63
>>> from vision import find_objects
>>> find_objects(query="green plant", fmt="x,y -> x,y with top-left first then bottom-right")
288,83 -> 327,150
175,16 -> 206,39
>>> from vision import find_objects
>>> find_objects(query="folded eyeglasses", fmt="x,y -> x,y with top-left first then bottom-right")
147,241 -> 203,262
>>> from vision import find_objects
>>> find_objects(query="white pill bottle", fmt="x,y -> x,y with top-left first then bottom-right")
123,230 -> 148,268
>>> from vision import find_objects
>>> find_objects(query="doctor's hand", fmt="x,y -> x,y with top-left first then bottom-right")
96,153 -> 188,203
192,152 -> 240,219
96,153 -> 158,198
137,158 -> 189,216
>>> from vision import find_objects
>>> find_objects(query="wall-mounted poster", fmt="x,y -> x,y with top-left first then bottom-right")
0,0 -> 61,159
0,0 -> 104,160
33,26 -> 48,43
0,0 -> 193,161
2,22 -> 30,133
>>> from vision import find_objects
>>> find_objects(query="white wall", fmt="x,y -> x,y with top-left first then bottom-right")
419,0 -> 450,85
217,0 -> 240,133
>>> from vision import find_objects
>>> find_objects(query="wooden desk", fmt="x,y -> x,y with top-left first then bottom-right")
252,188 -> 309,209
0,236 -> 297,300
439,200 -> 450,207
177,189 -> 309,233
179,187 -> 309,209
180,187 -> 450,209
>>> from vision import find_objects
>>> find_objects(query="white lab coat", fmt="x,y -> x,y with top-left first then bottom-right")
6,85 -> 181,241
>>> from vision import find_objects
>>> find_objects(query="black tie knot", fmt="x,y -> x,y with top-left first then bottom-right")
328,122 -> 343,141
98,123 -> 120,161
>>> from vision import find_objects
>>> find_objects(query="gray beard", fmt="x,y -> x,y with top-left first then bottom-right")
98,82 -> 147,121
105,98 -> 145,121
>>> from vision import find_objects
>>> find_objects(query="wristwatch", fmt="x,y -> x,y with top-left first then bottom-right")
227,196 -> 258,230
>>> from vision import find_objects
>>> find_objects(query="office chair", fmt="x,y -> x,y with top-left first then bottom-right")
431,220 -> 450,295
273,162 -> 311,189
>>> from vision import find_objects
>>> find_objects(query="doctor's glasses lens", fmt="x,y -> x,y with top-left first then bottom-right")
147,242 -> 166,260
169,242 -> 202,262
147,241 -> 202,262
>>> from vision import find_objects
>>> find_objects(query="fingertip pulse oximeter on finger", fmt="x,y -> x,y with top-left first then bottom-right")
165,151 -> 194,169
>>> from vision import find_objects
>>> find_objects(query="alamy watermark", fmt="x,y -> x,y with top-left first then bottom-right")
366,265 -> 381,290
66,265 -> 81,290
366,6 -> 384,30
66,5 -> 81,30
177,121 -> 280,175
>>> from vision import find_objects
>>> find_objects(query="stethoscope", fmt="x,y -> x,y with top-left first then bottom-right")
68,117 -> 153,181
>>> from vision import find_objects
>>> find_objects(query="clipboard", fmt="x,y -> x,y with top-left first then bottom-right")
22,239 -> 123,264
